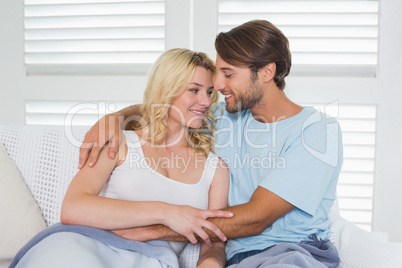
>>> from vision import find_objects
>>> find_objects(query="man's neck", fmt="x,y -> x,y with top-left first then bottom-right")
250,87 -> 303,123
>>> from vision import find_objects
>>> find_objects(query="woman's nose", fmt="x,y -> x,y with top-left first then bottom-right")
199,92 -> 211,107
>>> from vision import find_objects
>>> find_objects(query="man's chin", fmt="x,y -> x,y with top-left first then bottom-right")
225,102 -> 243,113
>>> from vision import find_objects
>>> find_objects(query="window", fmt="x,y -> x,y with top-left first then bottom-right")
218,0 -> 379,77
15,0 -> 388,233
25,100 -> 136,125
307,103 -> 376,231
24,0 -> 165,75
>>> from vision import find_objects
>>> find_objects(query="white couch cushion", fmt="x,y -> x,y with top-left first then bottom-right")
0,142 -> 46,268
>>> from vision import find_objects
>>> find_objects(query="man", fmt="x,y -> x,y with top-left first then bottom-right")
79,20 -> 343,267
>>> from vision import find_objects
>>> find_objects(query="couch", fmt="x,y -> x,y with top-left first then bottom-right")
1,125 -> 402,268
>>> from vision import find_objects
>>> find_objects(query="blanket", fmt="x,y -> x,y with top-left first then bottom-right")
10,223 -> 179,268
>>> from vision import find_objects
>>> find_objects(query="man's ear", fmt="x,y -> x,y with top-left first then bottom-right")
261,62 -> 276,83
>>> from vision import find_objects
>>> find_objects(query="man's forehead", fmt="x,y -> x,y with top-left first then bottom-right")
215,55 -> 234,70
215,55 -> 226,65
216,57 -> 249,73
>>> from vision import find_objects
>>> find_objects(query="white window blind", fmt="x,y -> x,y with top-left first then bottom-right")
25,100 -> 137,125
218,0 -> 379,77
24,0 -> 165,75
306,103 -> 376,231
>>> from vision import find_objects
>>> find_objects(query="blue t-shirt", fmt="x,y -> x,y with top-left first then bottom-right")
213,103 -> 343,259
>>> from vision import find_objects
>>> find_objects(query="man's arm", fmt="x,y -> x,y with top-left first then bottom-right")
78,104 -> 142,168
119,104 -> 143,130
210,186 -> 295,240
113,186 -> 295,242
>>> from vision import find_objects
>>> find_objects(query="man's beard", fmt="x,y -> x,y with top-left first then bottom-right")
226,77 -> 263,113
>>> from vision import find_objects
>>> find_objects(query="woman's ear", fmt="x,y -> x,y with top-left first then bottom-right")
261,62 -> 276,83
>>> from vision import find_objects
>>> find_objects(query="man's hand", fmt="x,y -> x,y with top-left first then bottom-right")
197,257 -> 225,268
78,104 -> 142,168
197,243 -> 226,268
78,113 -> 123,168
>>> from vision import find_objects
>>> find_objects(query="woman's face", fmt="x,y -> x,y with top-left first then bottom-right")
168,66 -> 214,129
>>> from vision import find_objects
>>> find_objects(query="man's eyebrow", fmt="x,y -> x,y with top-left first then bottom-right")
220,67 -> 234,71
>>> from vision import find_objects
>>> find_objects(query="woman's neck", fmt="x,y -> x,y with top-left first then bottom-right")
138,125 -> 189,149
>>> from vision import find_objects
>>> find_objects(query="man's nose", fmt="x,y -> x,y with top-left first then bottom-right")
214,75 -> 225,92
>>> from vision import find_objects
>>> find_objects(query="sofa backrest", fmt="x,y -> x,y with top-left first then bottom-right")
0,125 -> 90,226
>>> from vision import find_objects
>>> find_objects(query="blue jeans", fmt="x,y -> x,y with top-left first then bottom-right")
225,235 -> 339,268
226,246 -> 273,266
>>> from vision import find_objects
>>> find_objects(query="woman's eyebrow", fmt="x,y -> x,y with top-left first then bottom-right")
189,82 -> 203,87
189,82 -> 214,90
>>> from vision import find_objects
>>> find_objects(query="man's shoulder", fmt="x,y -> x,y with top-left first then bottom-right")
298,107 -> 340,131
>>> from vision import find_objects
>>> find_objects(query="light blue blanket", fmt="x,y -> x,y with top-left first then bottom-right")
10,223 -> 179,268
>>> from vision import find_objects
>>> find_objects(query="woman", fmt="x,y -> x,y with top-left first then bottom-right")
12,49 -> 231,268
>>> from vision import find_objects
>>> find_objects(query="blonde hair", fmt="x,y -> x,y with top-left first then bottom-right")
139,48 -> 219,157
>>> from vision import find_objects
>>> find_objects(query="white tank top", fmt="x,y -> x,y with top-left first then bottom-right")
100,131 -> 219,255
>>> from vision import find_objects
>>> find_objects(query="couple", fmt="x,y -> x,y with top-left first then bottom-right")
12,20 -> 343,268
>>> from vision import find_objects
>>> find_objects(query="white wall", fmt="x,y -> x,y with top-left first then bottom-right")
1,0 -> 402,241
0,1 -> 24,124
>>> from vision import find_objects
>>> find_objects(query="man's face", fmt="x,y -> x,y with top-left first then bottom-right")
214,55 -> 263,113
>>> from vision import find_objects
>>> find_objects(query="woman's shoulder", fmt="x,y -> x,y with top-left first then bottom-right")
122,129 -> 141,138
116,130 -> 144,166
122,129 -> 147,145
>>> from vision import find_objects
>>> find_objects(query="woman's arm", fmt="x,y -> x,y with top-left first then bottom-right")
63,142 -> 233,244
197,158 -> 230,268
62,142 -> 172,229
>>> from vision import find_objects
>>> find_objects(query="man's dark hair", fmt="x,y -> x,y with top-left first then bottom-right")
215,20 -> 292,90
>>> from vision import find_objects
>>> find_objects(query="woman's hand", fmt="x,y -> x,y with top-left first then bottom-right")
162,205 -> 233,247
78,113 -> 123,168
